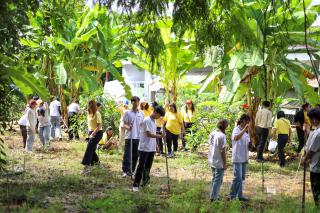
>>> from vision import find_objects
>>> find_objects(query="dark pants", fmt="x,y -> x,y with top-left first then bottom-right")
165,128 -> 179,153
256,127 -> 269,160
182,122 -> 193,148
19,125 -> 27,148
122,139 -> 139,174
68,112 -> 79,140
81,130 -> 103,166
277,134 -> 288,167
133,151 -> 155,187
296,127 -> 305,153
310,172 -> 320,206
156,127 -> 163,154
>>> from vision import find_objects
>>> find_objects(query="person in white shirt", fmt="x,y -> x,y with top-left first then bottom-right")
132,105 -> 165,192
208,119 -> 229,201
49,97 -> 62,141
228,114 -> 251,201
18,106 -> 28,148
122,96 -> 144,178
302,109 -> 320,206
37,101 -> 51,148
25,100 -> 37,152
67,100 -> 80,140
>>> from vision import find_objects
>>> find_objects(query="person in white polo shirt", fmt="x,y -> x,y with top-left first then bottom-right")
132,105 -> 166,192
122,96 -> 144,177
50,97 -> 62,141
67,100 -> 80,140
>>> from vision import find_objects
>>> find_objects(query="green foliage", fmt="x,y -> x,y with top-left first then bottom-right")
185,101 -> 238,150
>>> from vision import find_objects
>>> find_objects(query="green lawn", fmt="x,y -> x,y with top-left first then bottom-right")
0,131 -> 318,212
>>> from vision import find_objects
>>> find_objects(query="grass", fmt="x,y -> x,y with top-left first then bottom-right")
0,130 -> 318,212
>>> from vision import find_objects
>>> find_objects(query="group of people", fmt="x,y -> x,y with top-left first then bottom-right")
208,101 -> 320,206
18,96 -> 79,152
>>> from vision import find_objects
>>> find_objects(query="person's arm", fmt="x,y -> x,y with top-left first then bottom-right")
89,112 -> 102,137
221,148 -> 227,170
58,106 -> 62,116
123,112 -> 132,130
233,125 -> 249,141
302,150 -> 315,164
146,131 -> 163,138
27,109 -> 36,132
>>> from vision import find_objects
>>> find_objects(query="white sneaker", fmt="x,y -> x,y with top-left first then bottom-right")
132,187 -> 139,192
122,172 -> 127,178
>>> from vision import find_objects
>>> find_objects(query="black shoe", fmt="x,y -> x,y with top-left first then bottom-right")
239,197 -> 250,202
256,158 -> 264,163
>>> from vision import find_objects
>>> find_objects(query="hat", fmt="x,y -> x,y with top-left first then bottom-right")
36,99 -> 43,105
140,97 -> 148,103
107,126 -> 113,131
186,99 -> 192,104
123,100 -> 129,105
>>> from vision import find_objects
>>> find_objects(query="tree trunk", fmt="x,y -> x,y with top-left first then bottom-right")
59,85 -> 68,125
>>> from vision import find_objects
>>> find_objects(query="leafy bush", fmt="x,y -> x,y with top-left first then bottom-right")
185,100 -> 239,150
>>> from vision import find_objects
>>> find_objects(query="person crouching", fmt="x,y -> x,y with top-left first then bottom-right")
132,105 -> 166,192
208,119 -> 229,201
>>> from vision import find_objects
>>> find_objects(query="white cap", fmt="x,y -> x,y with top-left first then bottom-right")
140,97 -> 148,103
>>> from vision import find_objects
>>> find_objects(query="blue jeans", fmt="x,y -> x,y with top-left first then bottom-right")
210,168 -> 224,200
50,116 -> 61,139
26,127 -> 35,151
39,125 -> 50,147
229,163 -> 247,199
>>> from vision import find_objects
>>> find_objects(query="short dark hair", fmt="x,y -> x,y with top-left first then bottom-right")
308,109 -> 320,121
262,101 -> 270,108
107,126 -> 113,131
154,106 -> 165,117
277,111 -> 285,119
131,96 -> 140,102
302,102 -> 310,110
217,119 -> 229,131
169,103 -> 177,113
33,96 -> 39,100
237,114 -> 250,125
97,102 -> 102,107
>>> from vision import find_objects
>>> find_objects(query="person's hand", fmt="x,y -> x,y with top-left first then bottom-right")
89,133 -> 95,139
244,124 -> 249,131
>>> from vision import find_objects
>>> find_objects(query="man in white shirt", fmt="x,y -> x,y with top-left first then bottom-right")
303,109 -> 320,206
50,97 -> 62,141
132,105 -> 165,192
122,96 -> 144,177
255,101 -> 272,161
67,100 -> 80,140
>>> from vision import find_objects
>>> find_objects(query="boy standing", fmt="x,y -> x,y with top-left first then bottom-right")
132,106 -> 166,192
208,119 -> 229,201
303,109 -> 320,207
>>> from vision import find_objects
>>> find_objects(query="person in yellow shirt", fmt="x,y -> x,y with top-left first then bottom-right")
140,97 -> 152,117
182,99 -> 196,151
294,103 -> 312,153
272,111 -> 291,167
81,100 -> 103,175
163,103 -> 184,157
98,126 -> 117,151
118,100 -> 129,148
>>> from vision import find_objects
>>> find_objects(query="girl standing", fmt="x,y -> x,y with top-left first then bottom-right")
228,114 -> 251,201
37,101 -> 51,149
140,97 -> 152,118
163,103 -> 184,157
25,100 -> 37,152
81,100 -> 103,174
182,99 -> 195,150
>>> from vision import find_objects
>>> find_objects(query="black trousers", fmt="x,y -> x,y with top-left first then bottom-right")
122,139 -> 139,174
296,127 -> 305,153
182,122 -> 193,148
81,130 -> 103,166
311,172 -> 320,206
277,134 -> 288,167
68,112 -> 79,140
133,151 -> 155,187
156,127 -> 163,154
19,125 -> 27,148
165,128 -> 179,153
256,127 -> 269,160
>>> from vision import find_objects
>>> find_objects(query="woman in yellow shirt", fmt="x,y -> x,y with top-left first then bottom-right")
272,111 -> 291,167
163,103 -> 184,157
182,99 -> 195,150
140,97 -> 152,117
81,100 -> 103,174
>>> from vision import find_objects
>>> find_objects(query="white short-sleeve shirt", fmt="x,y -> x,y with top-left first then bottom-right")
68,103 -> 79,113
49,100 -> 61,116
208,130 -> 226,169
231,125 -> 250,163
123,109 -> 144,140
138,117 -> 157,152
305,127 -> 320,173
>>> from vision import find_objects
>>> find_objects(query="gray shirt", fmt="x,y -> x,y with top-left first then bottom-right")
138,117 -> 157,152
231,125 -> 250,163
305,127 -> 320,173
208,130 -> 226,169
123,109 -> 144,140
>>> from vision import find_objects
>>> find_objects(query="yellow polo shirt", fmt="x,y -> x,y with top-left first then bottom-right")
163,111 -> 183,135
88,111 -> 102,131
182,109 -> 195,123
273,118 -> 291,135
142,108 -> 152,118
